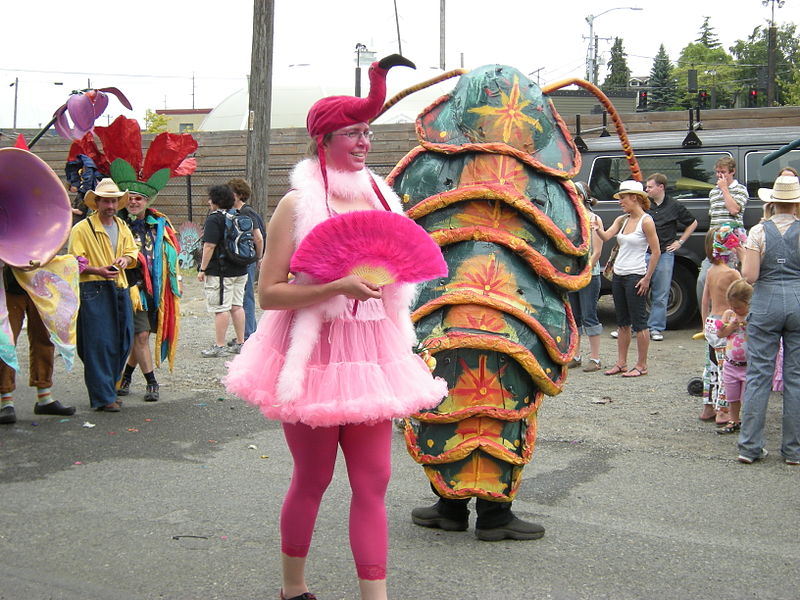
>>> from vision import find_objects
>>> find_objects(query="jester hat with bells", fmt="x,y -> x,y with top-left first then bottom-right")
306,54 -> 415,205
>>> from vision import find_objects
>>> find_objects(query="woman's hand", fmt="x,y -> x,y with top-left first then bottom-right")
635,276 -> 651,296
336,274 -> 383,301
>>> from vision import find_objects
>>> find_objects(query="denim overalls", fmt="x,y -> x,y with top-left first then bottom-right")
738,219 -> 800,462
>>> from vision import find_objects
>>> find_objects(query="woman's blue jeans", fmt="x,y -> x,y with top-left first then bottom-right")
568,274 -> 602,337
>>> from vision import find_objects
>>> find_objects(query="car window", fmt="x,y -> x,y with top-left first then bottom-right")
589,152 -> 731,202
744,150 -> 800,197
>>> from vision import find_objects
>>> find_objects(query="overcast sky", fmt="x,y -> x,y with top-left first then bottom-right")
2,0 -> 797,130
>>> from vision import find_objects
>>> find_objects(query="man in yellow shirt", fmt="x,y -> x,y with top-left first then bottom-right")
68,179 -> 138,412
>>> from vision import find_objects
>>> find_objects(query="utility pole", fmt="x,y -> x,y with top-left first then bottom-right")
246,0 -> 275,217
763,0 -> 785,106
439,0 -> 446,70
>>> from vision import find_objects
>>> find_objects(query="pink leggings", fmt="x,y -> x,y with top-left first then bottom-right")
280,420 -> 392,580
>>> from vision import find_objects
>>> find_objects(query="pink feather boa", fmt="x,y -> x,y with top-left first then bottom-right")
275,159 -> 418,403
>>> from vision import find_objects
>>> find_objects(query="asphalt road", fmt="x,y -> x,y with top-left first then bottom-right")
1,303 -> 798,600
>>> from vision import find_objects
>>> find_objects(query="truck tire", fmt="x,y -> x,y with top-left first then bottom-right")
647,261 -> 698,330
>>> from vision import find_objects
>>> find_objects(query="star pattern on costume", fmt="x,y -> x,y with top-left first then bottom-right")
468,75 -> 543,144
460,154 -> 528,194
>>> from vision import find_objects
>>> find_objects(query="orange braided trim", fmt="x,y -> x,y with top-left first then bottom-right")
417,138 -> 580,180
412,291 -> 579,364
410,390 -> 543,423
425,467 -> 522,502
542,78 -> 641,182
431,226 -> 591,290
375,69 -> 469,121
404,419 -> 538,466
547,96 -> 584,176
421,332 -> 566,396
386,145 -> 426,187
406,183 -> 591,256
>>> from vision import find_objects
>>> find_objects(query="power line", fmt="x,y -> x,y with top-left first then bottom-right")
0,67 -> 244,81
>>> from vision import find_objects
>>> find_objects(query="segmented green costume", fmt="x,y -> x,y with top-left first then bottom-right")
390,65 -> 590,501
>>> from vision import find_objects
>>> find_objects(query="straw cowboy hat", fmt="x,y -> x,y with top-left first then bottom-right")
613,180 -> 648,200
83,178 -> 129,210
757,175 -> 800,203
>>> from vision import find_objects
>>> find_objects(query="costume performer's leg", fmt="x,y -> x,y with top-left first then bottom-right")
340,420 -> 392,580
23,293 -> 55,389
280,422 -> 339,557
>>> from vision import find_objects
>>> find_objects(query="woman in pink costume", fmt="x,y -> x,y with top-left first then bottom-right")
225,55 -> 447,600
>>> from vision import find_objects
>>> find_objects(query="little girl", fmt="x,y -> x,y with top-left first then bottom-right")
715,279 -> 753,434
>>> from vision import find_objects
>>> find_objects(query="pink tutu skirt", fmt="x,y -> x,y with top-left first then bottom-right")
224,298 -> 448,427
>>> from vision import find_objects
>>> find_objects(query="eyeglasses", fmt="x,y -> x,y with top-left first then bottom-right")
333,130 -> 374,141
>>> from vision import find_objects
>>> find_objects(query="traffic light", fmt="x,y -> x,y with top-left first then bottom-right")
698,90 -> 709,109
749,88 -> 758,107
637,90 -> 648,109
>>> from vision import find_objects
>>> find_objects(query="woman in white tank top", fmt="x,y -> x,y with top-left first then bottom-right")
595,180 -> 661,378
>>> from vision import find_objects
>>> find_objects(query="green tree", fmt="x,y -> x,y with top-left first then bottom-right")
601,38 -> 631,94
729,23 -> 800,106
144,109 -> 169,133
695,16 -> 721,49
673,42 -> 736,108
648,44 -> 678,111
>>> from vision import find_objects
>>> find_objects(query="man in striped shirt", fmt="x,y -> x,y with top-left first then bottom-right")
709,156 -> 748,229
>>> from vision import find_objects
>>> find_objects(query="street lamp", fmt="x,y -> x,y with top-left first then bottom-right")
355,43 -> 367,97
585,6 -> 643,85
8,80 -> 64,129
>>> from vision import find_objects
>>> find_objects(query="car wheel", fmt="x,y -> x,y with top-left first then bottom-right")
665,262 -> 698,330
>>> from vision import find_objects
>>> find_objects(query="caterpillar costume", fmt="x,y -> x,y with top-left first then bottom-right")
389,65 -> 636,502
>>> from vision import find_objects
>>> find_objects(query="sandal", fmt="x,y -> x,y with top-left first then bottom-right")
716,421 -> 741,434
621,366 -> 648,378
604,364 -> 627,376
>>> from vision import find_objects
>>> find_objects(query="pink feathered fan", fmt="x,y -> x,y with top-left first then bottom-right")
290,211 -> 447,286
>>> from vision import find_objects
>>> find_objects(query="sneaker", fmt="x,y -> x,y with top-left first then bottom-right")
738,448 -> 768,464
411,504 -> 468,531
582,358 -> 602,372
0,405 -> 17,425
610,329 -> 619,339
226,337 -> 238,347
650,331 -> 664,341
475,515 -> 545,541
201,344 -> 229,358
229,342 -> 243,355
34,401 -> 76,416
144,383 -> 160,402
96,401 -> 122,412
567,356 -> 582,369
117,377 -> 131,396
784,457 -> 800,465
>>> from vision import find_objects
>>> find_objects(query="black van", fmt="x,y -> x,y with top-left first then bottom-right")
576,124 -> 800,328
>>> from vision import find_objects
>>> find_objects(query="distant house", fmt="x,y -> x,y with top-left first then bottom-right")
155,108 -> 212,133
628,76 -> 650,88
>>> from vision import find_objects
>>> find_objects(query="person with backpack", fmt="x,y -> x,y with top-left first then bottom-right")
227,178 -> 265,342
197,185 -> 258,357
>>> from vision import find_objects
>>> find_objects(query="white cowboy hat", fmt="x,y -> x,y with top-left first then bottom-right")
84,178 -> 129,210
757,175 -> 800,203
613,180 -> 648,200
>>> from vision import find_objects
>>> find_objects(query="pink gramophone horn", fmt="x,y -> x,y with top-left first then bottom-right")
0,148 -> 72,268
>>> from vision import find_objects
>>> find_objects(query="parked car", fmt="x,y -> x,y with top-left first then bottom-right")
576,125 -> 800,329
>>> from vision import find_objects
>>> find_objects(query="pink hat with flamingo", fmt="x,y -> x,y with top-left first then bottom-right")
306,54 -> 415,198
